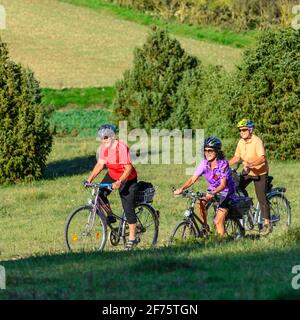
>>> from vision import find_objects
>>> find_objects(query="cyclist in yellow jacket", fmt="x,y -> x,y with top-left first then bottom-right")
228,119 -> 272,236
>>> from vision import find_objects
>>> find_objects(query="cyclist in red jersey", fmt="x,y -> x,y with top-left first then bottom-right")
85,124 -> 138,250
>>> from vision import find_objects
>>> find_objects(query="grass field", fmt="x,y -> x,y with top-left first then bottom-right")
1,0 -> 241,88
0,137 -> 299,299
42,87 -> 115,110
0,0 -> 299,302
60,0 -> 256,48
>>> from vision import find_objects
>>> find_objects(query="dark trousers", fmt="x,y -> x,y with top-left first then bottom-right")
99,173 -> 137,224
239,174 -> 270,221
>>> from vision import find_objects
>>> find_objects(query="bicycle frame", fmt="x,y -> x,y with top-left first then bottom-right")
93,186 -> 159,242
239,187 -> 290,230
85,183 -> 129,242
94,189 -> 129,238
244,202 -> 262,227
178,191 -> 208,236
189,211 -> 206,236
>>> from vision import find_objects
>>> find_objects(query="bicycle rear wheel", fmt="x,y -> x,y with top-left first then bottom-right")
134,203 -> 159,248
268,193 -> 291,230
224,218 -> 245,240
170,220 -> 197,244
65,205 -> 107,252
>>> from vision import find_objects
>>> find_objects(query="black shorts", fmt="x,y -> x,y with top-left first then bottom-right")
207,189 -> 232,210
215,195 -> 232,210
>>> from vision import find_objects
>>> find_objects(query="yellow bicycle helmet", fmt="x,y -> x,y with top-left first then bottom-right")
236,118 -> 255,128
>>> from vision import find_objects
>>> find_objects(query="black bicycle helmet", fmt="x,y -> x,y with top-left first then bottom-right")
97,123 -> 117,140
204,136 -> 222,150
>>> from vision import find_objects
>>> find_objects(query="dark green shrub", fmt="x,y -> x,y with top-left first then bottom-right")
227,28 -> 300,160
112,27 -> 198,131
0,40 -> 52,183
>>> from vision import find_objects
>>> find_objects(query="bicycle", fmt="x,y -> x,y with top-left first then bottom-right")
169,189 -> 245,244
231,163 -> 291,233
64,182 -> 160,252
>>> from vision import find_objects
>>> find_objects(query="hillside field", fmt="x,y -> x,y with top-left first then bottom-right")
0,0 -> 241,88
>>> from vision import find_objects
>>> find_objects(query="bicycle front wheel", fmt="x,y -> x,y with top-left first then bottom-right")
170,220 -> 197,245
268,193 -> 291,230
134,203 -> 159,248
65,205 -> 107,252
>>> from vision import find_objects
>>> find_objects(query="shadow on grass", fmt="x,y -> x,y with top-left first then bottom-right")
1,229 -> 300,300
44,156 -> 96,179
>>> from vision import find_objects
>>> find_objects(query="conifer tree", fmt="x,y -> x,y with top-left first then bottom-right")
227,28 -> 300,160
0,40 -> 52,183
112,27 -> 198,130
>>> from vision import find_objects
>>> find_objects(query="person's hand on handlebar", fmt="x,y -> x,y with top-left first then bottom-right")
174,187 -> 183,195
205,191 -> 214,201
112,180 -> 122,190
242,161 -> 250,175
242,160 -> 251,169
83,180 -> 91,188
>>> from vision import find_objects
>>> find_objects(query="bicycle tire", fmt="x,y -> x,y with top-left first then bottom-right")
170,220 -> 197,244
65,205 -> 107,252
267,193 -> 291,229
134,203 -> 159,248
224,218 -> 245,240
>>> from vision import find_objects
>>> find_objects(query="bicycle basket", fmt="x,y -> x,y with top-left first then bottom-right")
228,196 -> 252,218
134,181 -> 155,204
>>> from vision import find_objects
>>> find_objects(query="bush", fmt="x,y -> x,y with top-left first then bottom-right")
0,40 -> 52,183
112,27 -> 198,131
227,28 -> 300,160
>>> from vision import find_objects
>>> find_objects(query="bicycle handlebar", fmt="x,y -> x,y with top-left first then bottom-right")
171,187 -> 205,199
231,161 -> 249,176
84,182 -> 113,189
232,161 -> 242,171
181,190 -> 205,199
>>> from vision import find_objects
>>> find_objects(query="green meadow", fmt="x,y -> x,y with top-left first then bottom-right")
0,0 -> 299,301
0,136 -> 299,299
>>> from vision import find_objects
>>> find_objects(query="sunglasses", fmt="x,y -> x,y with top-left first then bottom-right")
102,136 -> 110,140
204,149 -> 216,154
239,128 -> 249,132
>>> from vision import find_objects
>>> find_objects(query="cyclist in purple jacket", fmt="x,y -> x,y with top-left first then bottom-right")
174,137 -> 235,237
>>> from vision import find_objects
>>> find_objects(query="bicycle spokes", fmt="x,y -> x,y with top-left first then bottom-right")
66,206 -> 106,252
268,194 -> 291,228
170,221 -> 197,244
134,204 -> 158,248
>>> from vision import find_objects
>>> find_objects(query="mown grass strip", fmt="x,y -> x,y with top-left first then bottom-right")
1,229 -> 300,299
60,0 -> 257,48
41,87 -> 115,110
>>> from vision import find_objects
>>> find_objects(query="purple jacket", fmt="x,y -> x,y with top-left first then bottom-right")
194,159 -> 235,198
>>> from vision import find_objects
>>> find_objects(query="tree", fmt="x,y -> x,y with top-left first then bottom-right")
227,28 -> 300,160
0,39 -> 52,183
112,27 -> 199,131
